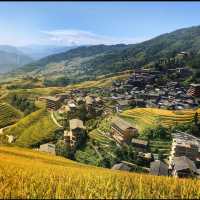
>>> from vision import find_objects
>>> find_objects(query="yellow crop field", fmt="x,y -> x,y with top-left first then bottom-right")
120,108 -> 200,132
0,146 -> 200,199
66,72 -> 131,90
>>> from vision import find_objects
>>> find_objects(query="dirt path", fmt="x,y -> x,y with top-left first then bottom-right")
50,111 -> 63,128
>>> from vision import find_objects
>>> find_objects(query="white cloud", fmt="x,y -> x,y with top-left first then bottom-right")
40,29 -> 150,46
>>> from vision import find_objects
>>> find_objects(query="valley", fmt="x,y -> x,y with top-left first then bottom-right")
1,22 -> 200,199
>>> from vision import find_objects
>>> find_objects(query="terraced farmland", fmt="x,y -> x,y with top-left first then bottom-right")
0,103 -> 23,128
1,146 -> 200,199
120,108 -> 200,132
89,129 -> 112,145
4,108 -> 59,147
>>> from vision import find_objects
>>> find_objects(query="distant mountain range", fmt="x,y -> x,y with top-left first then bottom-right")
18,45 -> 78,60
0,45 -> 33,73
0,45 -> 77,73
10,26 -> 200,80
3,25 -> 200,81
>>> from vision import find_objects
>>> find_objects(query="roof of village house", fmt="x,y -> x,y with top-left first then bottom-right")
111,117 -> 136,131
132,138 -> 148,146
190,83 -> 200,87
85,96 -> 94,104
111,163 -> 131,171
40,143 -> 55,149
76,97 -> 85,102
150,160 -> 168,176
95,97 -> 102,102
69,119 -> 86,130
117,100 -> 129,106
173,156 -> 197,172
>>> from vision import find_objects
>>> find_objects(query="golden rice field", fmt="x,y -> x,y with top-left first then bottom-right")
1,146 -> 200,199
66,71 -> 131,90
120,108 -> 200,132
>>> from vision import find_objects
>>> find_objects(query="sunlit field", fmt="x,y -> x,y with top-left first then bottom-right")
0,146 -> 200,199
120,108 -> 200,132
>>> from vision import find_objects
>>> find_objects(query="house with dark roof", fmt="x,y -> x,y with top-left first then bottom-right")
40,96 -> 61,110
150,160 -> 168,176
171,156 -> 197,178
39,143 -> 56,155
132,138 -> 148,152
111,163 -> 131,171
64,119 -> 86,149
187,83 -> 200,97
111,117 -> 138,144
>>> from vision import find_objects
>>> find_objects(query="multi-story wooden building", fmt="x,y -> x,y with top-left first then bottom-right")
39,96 -> 61,110
169,132 -> 200,169
187,83 -> 200,97
64,119 -> 86,148
171,156 -> 197,178
111,117 -> 138,144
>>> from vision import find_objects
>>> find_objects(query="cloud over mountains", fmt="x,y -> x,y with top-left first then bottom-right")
41,29 -> 149,46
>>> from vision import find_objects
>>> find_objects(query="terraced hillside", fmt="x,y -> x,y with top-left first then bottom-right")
4,109 -> 59,147
0,103 -> 23,128
120,108 -> 200,132
0,146 -> 200,199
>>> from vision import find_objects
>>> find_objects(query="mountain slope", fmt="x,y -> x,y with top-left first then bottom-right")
1,146 -> 200,199
8,25 -> 200,81
0,45 -> 33,73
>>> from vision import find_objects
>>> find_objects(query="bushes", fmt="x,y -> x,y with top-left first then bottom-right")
44,76 -> 70,87
56,140 -> 74,159
143,125 -> 171,140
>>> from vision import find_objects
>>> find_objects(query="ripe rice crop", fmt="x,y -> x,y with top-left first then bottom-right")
0,146 -> 200,199
120,108 -> 200,132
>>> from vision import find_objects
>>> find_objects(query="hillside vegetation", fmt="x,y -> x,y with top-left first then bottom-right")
120,108 -> 200,132
1,146 -> 200,199
0,103 -> 23,128
7,25 -> 200,82
4,109 -> 59,147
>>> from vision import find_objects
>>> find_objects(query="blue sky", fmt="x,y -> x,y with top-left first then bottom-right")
0,2 -> 200,46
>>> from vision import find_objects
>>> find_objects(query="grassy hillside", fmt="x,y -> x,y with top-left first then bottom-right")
120,108 -> 200,132
4,109 -> 59,147
0,146 -> 200,199
0,103 -> 23,128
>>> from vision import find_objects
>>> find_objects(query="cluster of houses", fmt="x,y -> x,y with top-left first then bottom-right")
110,119 -> 200,179
149,131 -> 200,178
109,68 -> 200,111
36,65 -> 200,179
39,90 -> 104,115
38,89 -> 105,153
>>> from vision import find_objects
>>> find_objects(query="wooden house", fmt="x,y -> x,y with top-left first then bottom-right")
150,160 -> 168,176
111,117 -> 138,144
64,119 -> 86,148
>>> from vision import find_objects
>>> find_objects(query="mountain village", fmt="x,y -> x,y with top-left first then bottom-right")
19,53 -> 200,179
